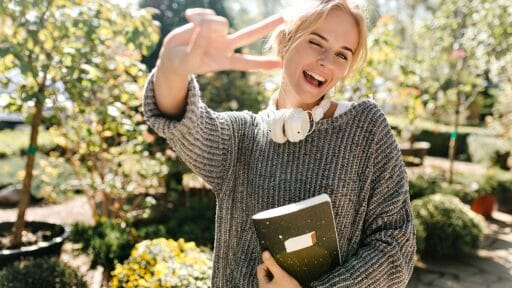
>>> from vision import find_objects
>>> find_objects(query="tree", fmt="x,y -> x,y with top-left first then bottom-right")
490,67 -> 512,170
413,0 -> 511,181
0,0 -> 159,245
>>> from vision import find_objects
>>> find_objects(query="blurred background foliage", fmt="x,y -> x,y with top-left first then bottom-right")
0,0 -> 511,284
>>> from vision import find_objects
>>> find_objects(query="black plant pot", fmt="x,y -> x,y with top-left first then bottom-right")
0,221 -> 70,268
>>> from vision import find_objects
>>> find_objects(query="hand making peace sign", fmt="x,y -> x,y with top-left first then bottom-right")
158,8 -> 284,76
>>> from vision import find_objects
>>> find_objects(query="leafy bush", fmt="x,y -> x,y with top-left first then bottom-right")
0,257 -> 87,288
408,173 -> 444,200
69,199 -> 216,276
413,215 -> 426,256
69,219 -> 134,273
412,194 -> 486,258
444,169 -> 512,203
111,238 -> 212,288
132,197 -> 215,248
148,198 -> 215,247
477,168 -> 512,197
408,171 -> 486,204
441,182 -> 477,204
477,168 -> 512,212
50,126 -> 169,218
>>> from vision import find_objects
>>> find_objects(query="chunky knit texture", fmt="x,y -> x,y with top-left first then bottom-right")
143,71 -> 416,288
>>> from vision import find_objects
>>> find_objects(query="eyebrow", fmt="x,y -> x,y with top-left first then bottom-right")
311,32 -> 354,55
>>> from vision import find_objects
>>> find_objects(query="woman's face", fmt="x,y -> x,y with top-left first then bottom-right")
280,8 -> 359,109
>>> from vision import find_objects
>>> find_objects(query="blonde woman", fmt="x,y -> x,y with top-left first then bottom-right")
143,0 -> 415,287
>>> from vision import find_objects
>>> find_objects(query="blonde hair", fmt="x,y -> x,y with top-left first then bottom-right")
268,0 -> 368,77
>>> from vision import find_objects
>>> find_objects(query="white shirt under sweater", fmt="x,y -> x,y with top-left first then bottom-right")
334,101 -> 353,118
142,71 -> 416,288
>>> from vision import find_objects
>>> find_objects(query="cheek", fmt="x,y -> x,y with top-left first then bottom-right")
283,54 -> 304,77
287,43 -> 317,62
334,64 -> 349,78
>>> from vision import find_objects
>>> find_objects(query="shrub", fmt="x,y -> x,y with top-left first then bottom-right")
111,238 -> 212,288
0,257 -> 87,288
477,169 -> 512,212
133,197 -> 215,248
69,199 -> 216,282
477,168 -> 512,197
408,171 -> 482,203
69,219 -> 133,273
413,215 -> 426,255
441,182 -> 477,204
156,198 -> 215,247
408,173 -> 444,200
412,194 -> 486,258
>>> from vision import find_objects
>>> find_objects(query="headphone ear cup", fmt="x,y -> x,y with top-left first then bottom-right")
284,108 -> 310,142
266,110 -> 288,143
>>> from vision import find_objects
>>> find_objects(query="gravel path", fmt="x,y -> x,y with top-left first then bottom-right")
407,156 -> 488,179
0,195 -> 94,225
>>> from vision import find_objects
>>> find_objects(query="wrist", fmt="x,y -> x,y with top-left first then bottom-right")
155,53 -> 190,80
154,64 -> 189,89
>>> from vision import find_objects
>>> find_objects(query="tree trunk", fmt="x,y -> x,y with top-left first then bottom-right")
448,92 -> 460,184
102,268 -> 111,287
448,59 -> 464,184
11,97 -> 44,246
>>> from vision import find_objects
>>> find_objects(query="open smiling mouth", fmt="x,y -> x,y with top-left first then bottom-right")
303,70 -> 326,88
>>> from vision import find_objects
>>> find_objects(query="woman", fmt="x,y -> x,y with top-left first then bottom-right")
143,0 -> 416,287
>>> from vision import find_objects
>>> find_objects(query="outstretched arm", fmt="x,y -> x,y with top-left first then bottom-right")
144,9 -> 283,190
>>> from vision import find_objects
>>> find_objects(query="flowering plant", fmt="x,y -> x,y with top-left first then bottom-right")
111,238 -> 212,288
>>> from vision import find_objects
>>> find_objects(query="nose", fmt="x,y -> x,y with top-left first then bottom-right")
317,52 -> 333,69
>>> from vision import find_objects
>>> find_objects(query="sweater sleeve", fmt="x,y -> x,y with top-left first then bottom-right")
310,107 -> 416,288
142,70 -> 233,191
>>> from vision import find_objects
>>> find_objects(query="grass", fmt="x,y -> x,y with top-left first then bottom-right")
0,129 -> 55,158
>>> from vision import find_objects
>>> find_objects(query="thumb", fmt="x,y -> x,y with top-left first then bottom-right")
262,251 -> 284,276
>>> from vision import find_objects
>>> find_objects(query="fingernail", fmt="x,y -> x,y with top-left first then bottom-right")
263,251 -> 271,260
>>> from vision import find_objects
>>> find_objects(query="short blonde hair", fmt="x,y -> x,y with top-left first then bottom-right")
268,0 -> 368,77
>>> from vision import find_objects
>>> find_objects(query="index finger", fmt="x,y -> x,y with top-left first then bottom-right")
256,264 -> 271,284
228,14 -> 284,49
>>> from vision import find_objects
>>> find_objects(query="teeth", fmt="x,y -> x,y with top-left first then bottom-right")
306,71 -> 326,82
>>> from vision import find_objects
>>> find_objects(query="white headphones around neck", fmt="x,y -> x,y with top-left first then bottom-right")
264,91 -> 332,143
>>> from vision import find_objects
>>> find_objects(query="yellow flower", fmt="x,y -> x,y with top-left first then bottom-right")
111,238 -> 212,287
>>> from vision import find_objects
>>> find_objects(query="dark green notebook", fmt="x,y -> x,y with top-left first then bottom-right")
252,193 -> 341,287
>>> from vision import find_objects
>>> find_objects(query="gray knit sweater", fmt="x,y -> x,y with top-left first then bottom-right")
142,71 -> 416,288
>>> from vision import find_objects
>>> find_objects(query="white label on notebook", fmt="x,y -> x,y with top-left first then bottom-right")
284,231 -> 317,253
